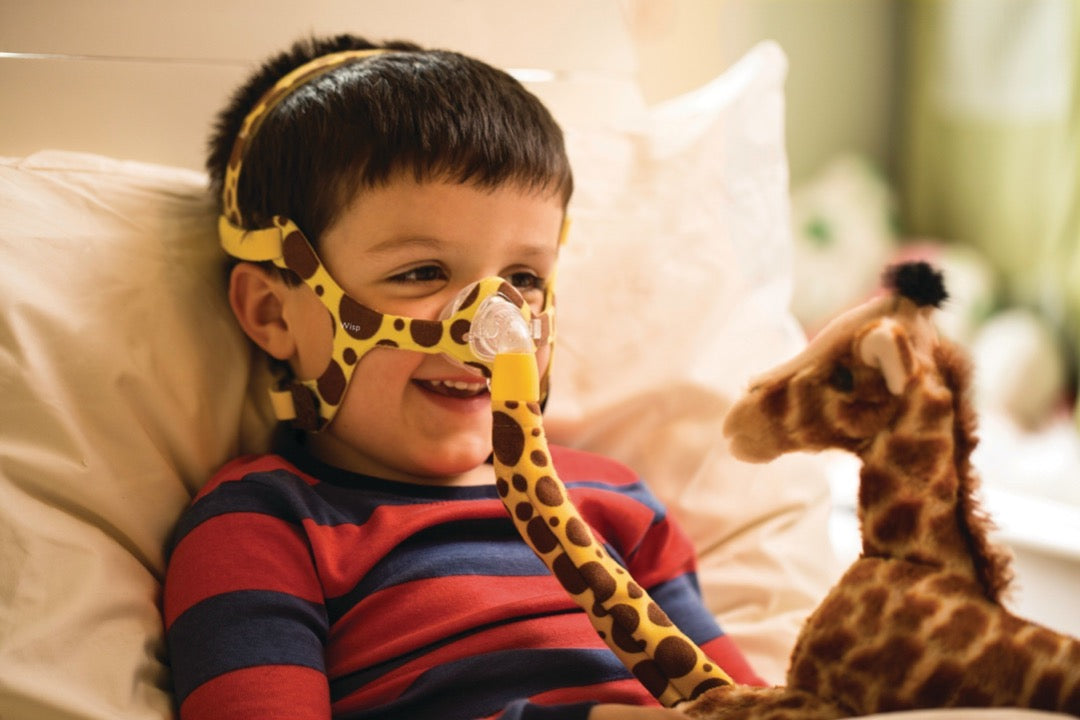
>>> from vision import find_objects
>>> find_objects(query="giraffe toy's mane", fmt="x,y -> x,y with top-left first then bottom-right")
883,261 -> 1012,601
932,339 -> 1014,601
884,261 -> 1011,600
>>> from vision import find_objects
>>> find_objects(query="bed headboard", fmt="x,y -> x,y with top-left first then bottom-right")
0,0 -> 641,169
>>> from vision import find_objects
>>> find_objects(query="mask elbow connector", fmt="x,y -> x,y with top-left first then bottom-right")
467,294 -> 538,360
467,294 -> 541,402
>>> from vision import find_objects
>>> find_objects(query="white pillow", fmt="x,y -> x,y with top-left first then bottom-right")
0,151 -> 270,720
0,42 -> 832,719
546,41 -> 839,683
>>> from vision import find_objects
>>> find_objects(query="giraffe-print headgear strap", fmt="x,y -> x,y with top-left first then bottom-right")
219,49 -> 390,231
223,219 -> 553,430
218,48 -> 561,431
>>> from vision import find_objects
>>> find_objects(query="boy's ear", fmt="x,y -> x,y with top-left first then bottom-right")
228,262 -> 297,361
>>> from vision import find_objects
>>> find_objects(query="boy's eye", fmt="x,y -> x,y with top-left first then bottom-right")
389,265 -> 447,283
506,271 -> 545,293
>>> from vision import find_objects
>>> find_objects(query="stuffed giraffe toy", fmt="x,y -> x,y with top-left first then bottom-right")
681,261 -> 1080,719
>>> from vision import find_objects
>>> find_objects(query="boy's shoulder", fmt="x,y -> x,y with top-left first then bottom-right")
194,453 -> 312,501
548,443 -> 639,487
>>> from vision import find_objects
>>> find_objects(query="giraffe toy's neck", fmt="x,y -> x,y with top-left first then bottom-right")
857,374 -> 961,564
854,347 -> 1007,602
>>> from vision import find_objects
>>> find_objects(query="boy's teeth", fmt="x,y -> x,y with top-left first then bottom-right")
422,379 -> 488,397
436,380 -> 485,390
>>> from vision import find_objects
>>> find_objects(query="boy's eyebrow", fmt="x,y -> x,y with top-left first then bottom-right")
365,235 -> 445,255
365,235 -> 557,257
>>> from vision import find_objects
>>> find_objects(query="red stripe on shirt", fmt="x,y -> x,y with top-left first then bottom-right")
330,611 -> 618,714
164,512 -> 323,626
702,634 -> 766,686
179,664 -> 330,720
301,498 -> 511,596
328,574 -> 578,668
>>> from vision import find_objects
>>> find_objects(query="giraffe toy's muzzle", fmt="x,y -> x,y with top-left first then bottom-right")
722,383 -> 797,463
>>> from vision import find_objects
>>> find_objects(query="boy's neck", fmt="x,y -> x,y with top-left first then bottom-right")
299,429 -> 496,487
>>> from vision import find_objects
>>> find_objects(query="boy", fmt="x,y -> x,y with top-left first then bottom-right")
163,34 -> 762,720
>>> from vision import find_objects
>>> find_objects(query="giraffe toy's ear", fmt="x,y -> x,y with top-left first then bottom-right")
858,318 -> 914,395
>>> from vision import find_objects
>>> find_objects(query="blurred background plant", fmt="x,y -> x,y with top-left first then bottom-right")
629,0 -> 1079,510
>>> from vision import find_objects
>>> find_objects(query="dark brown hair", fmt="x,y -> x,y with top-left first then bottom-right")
208,34 -> 573,253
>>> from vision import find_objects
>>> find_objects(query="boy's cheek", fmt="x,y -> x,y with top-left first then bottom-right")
536,344 -> 553,383
288,291 -> 336,379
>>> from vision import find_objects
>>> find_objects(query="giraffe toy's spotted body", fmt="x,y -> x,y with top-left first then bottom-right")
489,354 -> 734,708
684,263 -> 1080,719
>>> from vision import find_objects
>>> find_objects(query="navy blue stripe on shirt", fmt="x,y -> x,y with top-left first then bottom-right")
167,589 -> 327,703
647,573 -> 724,645
172,469 -> 665,556
564,480 -> 667,520
338,648 -> 631,720
328,607 -> 583,701
168,469 -> 439,553
322,516 -> 637,627
324,517 -> 550,623
498,699 -> 596,720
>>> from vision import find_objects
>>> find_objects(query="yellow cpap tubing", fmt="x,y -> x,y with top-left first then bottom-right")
483,306 -> 734,707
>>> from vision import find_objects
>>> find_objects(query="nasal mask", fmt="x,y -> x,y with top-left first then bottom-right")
218,49 -> 561,431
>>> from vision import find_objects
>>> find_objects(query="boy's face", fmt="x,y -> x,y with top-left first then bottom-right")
290,176 -> 563,485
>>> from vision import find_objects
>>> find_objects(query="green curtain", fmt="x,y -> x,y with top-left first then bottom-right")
898,0 -> 1079,421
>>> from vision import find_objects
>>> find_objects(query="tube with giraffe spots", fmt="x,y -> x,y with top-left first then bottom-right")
489,351 -> 734,706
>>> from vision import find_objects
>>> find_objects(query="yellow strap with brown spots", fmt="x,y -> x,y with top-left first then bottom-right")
220,48 -> 389,229
489,353 -> 735,706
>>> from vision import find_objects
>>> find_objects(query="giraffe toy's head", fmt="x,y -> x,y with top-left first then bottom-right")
724,261 -> 950,463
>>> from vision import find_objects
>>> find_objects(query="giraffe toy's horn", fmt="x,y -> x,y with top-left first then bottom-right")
857,260 -> 950,396
858,319 -> 913,395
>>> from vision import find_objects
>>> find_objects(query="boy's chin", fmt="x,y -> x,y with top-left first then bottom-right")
410,449 -> 496,486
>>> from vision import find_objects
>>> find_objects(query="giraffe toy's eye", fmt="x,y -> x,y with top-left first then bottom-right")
828,364 -> 855,392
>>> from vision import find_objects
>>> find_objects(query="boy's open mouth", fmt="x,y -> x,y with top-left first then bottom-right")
414,379 -> 489,399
